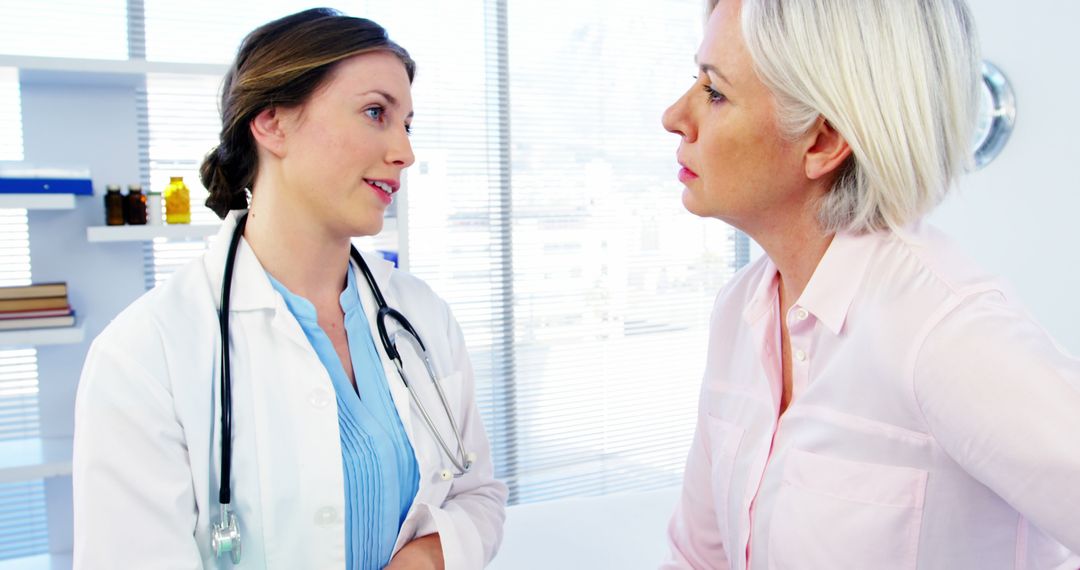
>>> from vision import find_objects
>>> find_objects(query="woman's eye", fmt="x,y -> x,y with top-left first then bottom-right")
692,75 -> 726,104
701,84 -> 726,104
365,106 -> 385,121
405,123 -> 413,136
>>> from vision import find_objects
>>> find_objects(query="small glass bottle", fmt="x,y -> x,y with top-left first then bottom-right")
125,184 -> 148,225
164,176 -> 191,224
147,190 -> 164,225
104,185 -> 125,226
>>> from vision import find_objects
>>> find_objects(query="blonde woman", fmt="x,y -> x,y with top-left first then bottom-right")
661,0 -> 1080,568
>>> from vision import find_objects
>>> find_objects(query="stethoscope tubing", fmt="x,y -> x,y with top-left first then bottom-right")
217,212 -> 472,510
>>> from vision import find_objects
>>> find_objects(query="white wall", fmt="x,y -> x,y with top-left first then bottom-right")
930,0 -> 1080,353
490,488 -> 679,570
22,79 -> 146,558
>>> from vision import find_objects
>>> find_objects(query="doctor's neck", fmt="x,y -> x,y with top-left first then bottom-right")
242,188 -> 352,303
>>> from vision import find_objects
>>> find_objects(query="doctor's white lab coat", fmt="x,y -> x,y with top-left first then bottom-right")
73,211 -> 508,569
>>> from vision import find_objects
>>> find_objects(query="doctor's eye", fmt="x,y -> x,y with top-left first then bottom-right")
364,106 -> 386,122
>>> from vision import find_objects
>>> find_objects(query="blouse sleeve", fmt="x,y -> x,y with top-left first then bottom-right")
913,290 -> 1080,552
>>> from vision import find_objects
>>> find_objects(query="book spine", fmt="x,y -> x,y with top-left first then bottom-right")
0,284 -> 68,300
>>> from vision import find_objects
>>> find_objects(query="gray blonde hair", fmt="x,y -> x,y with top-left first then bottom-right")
716,0 -> 982,233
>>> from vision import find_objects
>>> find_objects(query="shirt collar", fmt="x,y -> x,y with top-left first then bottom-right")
203,210 -> 397,313
742,257 -> 780,325
795,231 -> 878,335
204,209 -> 279,312
741,231 -> 878,335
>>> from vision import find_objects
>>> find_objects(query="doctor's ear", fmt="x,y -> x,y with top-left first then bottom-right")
249,106 -> 290,159
803,117 -> 852,181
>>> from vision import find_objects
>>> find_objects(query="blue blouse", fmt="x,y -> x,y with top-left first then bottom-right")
268,266 -> 419,569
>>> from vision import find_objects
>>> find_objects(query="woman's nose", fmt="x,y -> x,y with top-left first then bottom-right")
662,90 -> 695,142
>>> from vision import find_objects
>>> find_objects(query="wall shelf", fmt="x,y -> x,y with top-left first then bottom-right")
0,552 -> 72,570
0,323 -> 84,348
0,194 -> 76,210
0,437 -> 73,485
86,224 -> 219,242
1,54 -> 227,87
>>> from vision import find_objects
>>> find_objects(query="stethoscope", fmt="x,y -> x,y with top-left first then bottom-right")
211,212 -> 475,564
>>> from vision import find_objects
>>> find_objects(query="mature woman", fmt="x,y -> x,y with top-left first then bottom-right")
661,0 -> 1080,567
74,9 -> 505,569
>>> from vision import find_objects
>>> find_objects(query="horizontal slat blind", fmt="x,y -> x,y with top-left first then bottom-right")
499,0 -> 732,502
358,0 -> 520,492
0,0 -> 128,60
0,71 -> 47,561
367,0 -> 740,503
139,74 -> 220,288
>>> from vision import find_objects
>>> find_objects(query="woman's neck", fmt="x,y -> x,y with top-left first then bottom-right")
744,206 -> 834,310
242,191 -> 351,304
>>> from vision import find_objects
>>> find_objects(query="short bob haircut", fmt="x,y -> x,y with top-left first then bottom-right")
710,0 -> 982,233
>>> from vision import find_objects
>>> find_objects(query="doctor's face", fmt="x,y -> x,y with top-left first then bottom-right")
275,51 -> 415,237
661,0 -> 806,232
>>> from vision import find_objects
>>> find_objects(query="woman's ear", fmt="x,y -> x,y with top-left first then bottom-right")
804,117 -> 853,181
249,106 -> 289,159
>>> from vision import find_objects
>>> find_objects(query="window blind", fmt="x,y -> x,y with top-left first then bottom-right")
139,74 -> 221,288
0,70 -> 47,561
0,0 -> 127,60
368,0 -> 739,502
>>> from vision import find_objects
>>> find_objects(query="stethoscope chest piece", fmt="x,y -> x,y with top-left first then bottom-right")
212,504 -> 242,564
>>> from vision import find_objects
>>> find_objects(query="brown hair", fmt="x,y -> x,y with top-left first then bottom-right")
200,8 -> 416,218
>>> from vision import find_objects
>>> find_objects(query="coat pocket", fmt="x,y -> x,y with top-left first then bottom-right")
768,448 -> 927,570
705,415 -> 745,551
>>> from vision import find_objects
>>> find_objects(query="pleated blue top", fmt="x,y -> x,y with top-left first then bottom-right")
268,266 -> 419,569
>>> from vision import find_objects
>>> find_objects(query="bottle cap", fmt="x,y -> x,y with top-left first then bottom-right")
106,184 -> 121,192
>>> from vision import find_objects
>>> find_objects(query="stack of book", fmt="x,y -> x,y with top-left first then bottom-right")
0,283 -> 75,331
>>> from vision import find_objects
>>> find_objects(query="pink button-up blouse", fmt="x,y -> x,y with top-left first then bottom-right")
663,224 -> 1080,569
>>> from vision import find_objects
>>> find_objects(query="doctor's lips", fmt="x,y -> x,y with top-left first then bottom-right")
365,179 -> 399,206
677,162 -> 699,184
365,178 -> 399,196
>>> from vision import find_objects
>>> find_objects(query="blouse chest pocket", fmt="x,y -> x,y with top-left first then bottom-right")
705,415 -> 745,552
768,448 -> 927,570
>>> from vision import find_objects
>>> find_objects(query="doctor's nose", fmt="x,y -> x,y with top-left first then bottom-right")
387,126 -> 415,168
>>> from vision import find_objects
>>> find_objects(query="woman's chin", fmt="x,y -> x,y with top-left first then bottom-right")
681,190 -> 712,219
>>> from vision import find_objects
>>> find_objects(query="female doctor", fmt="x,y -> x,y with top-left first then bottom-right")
73,8 -> 506,569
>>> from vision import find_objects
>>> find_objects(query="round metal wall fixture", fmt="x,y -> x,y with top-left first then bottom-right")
971,61 -> 1016,169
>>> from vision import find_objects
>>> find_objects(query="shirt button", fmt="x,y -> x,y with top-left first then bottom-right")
314,506 -> 339,526
795,308 -> 809,321
308,389 -> 331,409
795,349 -> 807,362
